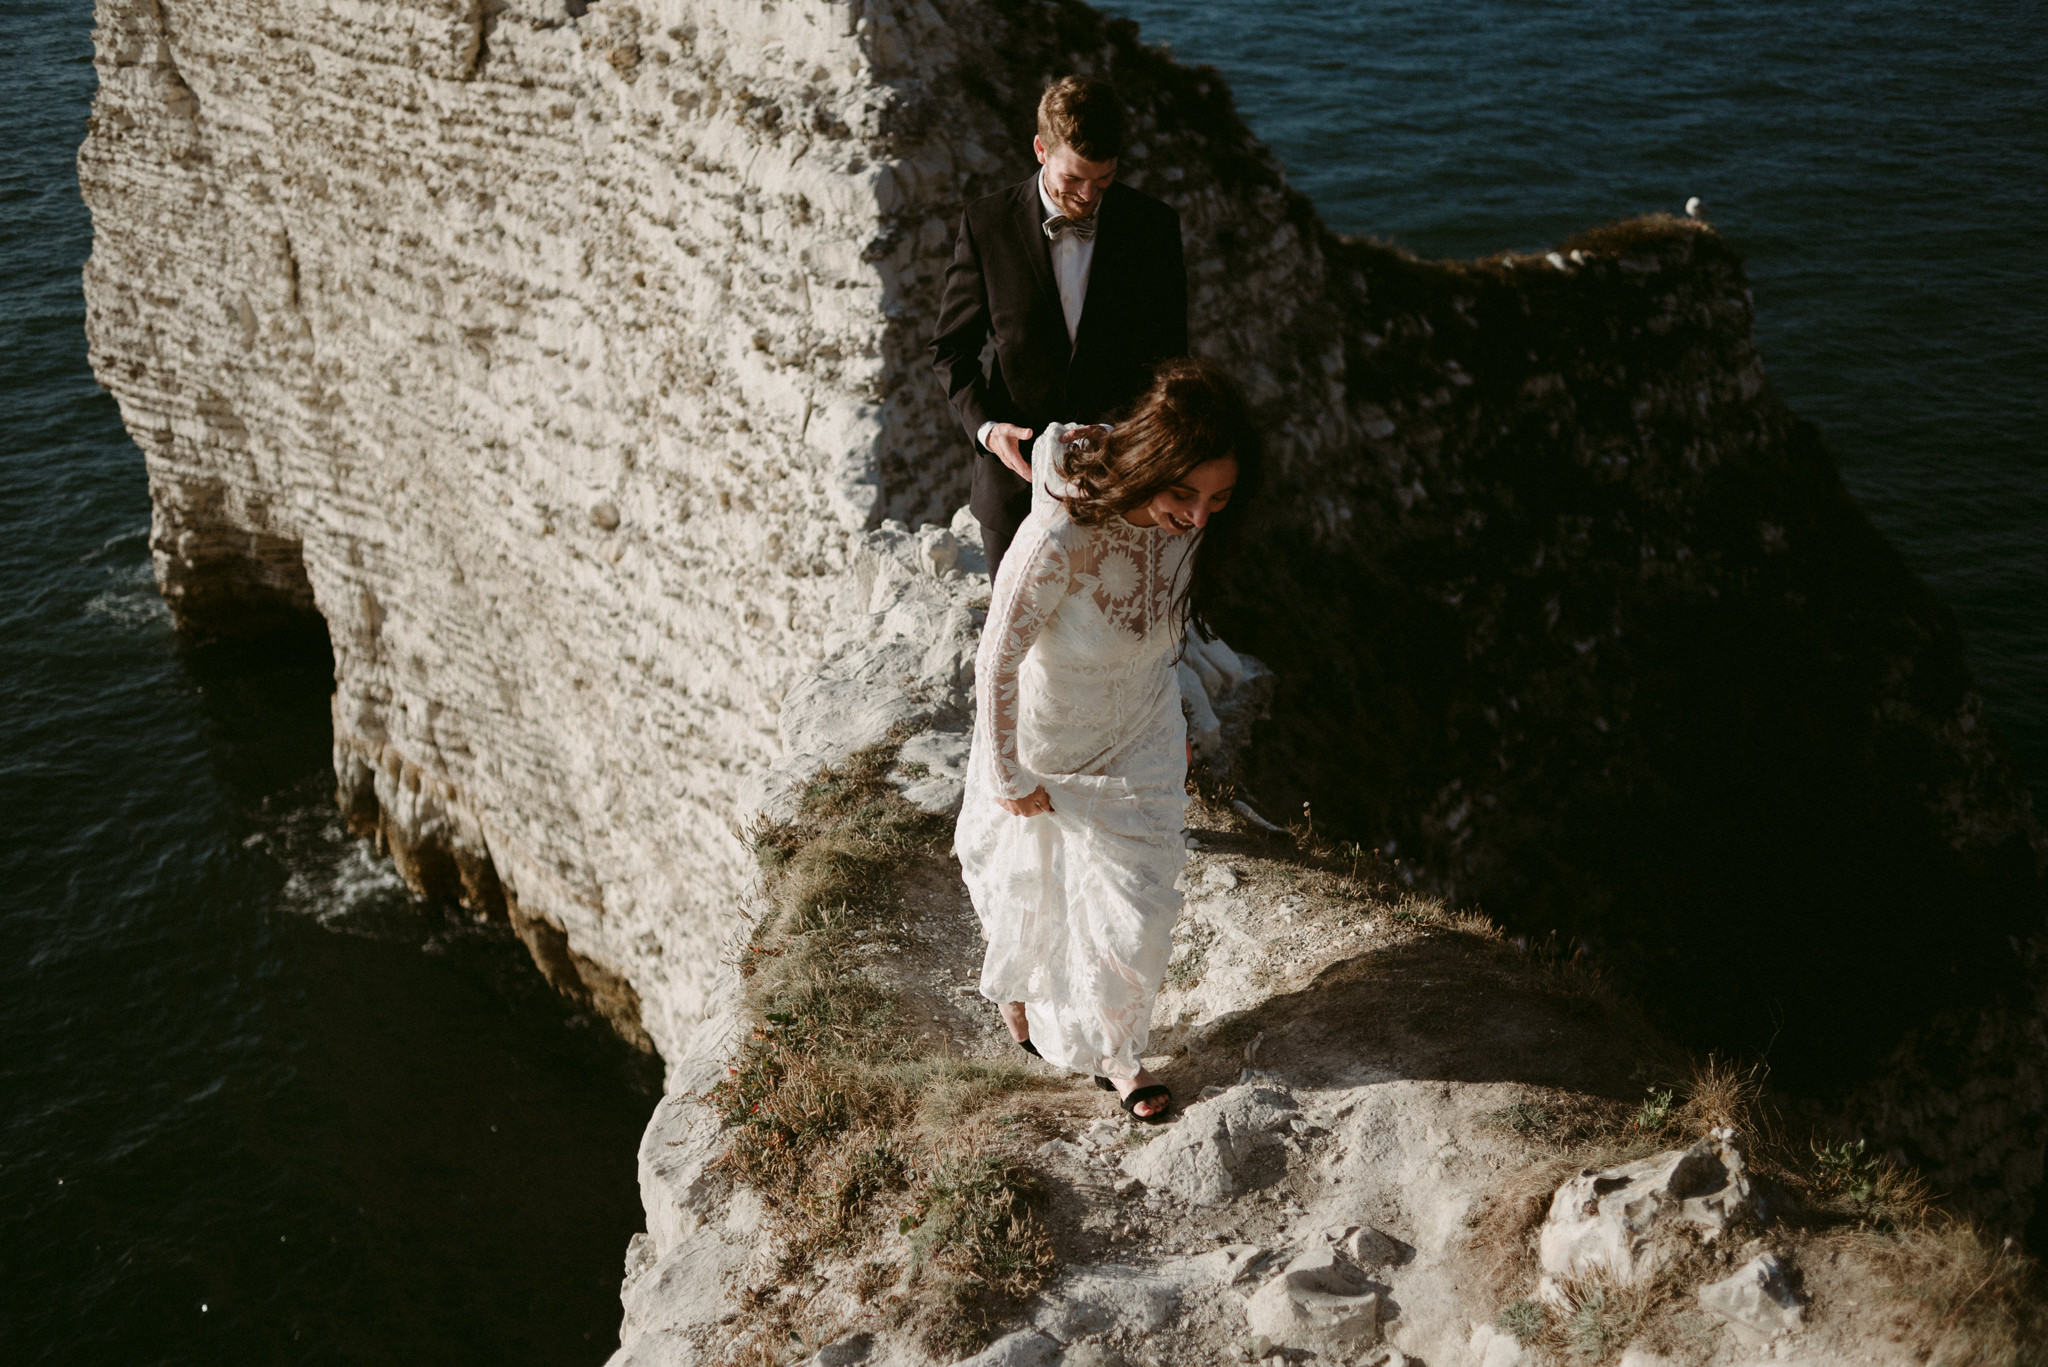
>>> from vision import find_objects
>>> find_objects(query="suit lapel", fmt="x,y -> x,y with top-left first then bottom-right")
1011,173 -> 1060,320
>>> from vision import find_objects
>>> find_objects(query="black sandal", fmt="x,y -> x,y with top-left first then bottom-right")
1094,1075 -> 1115,1091
999,1003 -> 1038,1059
1120,1084 -> 1173,1123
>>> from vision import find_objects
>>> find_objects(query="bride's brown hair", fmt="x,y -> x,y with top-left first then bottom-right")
1060,357 -> 1263,632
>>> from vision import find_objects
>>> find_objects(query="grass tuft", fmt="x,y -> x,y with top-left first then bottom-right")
1675,1054 -> 1763,1134
1481,1102 -> 1557,1138
1529,1271 -> 1678,1365
1495,1296 -> 1547,1344
903,1152 -> 1058,1354
707,734 -> 1060,1362
1866,1219 -> 2048,1367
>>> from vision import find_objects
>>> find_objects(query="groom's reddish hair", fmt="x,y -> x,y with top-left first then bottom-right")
1037,76 -> 1125,162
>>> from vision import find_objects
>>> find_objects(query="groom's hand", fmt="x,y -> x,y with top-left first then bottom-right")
986,423 -> 1035,482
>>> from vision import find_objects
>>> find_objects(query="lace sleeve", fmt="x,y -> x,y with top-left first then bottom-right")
975,518 -> 1072,800
1031,422 -> 1074,516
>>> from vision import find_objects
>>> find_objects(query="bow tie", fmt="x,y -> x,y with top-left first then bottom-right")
1043,213 -> 1099,242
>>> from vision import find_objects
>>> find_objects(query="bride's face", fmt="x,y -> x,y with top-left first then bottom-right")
1128,457 -> 1238,535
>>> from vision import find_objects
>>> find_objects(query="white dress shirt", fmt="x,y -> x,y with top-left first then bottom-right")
977,170 -> 1099,452
1039,169 -> 1097,346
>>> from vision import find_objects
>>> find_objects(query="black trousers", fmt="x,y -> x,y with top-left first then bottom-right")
977,484 -> 1035,586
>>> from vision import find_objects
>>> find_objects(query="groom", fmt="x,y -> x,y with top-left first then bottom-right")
930,76 -> 1189,578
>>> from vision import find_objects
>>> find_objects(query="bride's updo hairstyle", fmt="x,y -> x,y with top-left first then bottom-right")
1059,356 -> 1263,631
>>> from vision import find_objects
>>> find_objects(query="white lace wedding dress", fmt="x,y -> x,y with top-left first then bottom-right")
955,425 -> 1195,1079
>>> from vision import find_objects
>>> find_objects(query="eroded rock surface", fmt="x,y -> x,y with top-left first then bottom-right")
1539,1131 -> 1756,1283
1697,1252 -> 1806,1343
1242,1247 -> 1385,1351
1118,1080 -> 1302,1208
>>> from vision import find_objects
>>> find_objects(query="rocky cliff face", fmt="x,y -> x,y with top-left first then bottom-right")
83,0 -> 2045,1240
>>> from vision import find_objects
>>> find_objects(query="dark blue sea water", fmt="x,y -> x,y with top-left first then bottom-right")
4,0 -> 2044,1362
2,5 -> 658,1364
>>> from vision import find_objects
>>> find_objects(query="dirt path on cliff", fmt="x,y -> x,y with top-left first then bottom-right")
853,795 -> 1662,1116
826,797 -> 1712,1362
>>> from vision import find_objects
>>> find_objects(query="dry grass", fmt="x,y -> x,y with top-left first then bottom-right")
708,733 -> 1058,1361
1465,1046 -> 2048,1366
1862,1219 -> 2048,1367
902,1151 -> 1058,1355
1533,1272 -> 1666,1361
1223,790 -> 1623,1014
1486,1242 -> 1723,1363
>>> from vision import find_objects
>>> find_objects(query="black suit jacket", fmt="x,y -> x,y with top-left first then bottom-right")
930,174 -> 1188,528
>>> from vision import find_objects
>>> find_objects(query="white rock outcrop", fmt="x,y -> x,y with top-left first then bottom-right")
1029,1265 -> 1181,1341
947,1332 -> 1061,1367
1697,1251 -> 1805,1342
1538,1130 -> 1756,1284
1118,1079 -> 1303,1207
1242,1247 -> 1385,1351
85,0 -> 2048,1274
81,0 -> 2045,1358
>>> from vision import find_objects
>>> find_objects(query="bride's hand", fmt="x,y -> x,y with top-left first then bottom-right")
997,787 -> 1053,817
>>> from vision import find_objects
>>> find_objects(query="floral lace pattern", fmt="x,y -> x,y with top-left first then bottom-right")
954,425 -> 1195,1079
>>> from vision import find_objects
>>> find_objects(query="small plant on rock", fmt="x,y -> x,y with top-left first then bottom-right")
1804,1135 -> 1930,1227
1633,1086 -> 1675,1132
1495,1296 -> 1547,1344
1811,1137 -> 1882,1206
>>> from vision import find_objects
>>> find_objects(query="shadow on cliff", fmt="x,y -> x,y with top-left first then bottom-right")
1186,932 -> 1665,1109
1224,413 -> 2043,1096
1171,216 -> 2048,1229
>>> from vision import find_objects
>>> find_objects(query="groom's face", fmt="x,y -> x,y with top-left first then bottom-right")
1034,136 -> 1117,222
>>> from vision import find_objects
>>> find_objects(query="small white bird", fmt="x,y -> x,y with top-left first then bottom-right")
1685,196 -> 1706,220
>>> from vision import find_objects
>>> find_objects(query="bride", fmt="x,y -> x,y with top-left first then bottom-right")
955,358 -> 1261,1122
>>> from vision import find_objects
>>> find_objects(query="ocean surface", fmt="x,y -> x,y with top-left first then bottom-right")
3,0 -> 2042,1363
2,6 -> 659,1364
